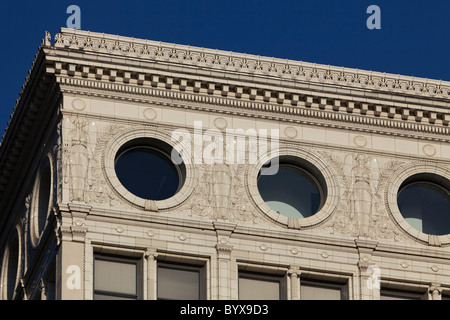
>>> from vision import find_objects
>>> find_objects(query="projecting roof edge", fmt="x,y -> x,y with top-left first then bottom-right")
51,27 -> 450,102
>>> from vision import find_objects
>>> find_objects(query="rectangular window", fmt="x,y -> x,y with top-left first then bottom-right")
157,262 -> 206,300
238,272 -> 286,300
380,288 -> 426,300
300,278 -> 348,300
93,255 -> 141,300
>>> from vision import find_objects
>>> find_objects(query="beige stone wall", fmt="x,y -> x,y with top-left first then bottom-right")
55,91 -> 450,300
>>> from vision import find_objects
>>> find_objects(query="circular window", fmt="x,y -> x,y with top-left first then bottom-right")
257,158 -> 326,219
30,155 -> 52,246
114,138 -> 185,201
398,175 -> 450,236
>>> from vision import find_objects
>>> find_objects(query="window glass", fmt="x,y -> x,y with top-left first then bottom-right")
239,276 -> 281,300
94,257 -> 138,300
6,236 -> 19,300
301,282 -> 342,300
300,279 -> 347,300
258,164 -> 322,218
398,182 -> 450,235
380,289 -> 425,300
157,265 -> 201,300
115,146 -> 181,200
37,162 -> 51,234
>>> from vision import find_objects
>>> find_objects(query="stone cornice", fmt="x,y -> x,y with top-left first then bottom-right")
56,74 -> 450,143
0,33 -> 61,225
41,28 -> 450,140
51,27 -> 450,102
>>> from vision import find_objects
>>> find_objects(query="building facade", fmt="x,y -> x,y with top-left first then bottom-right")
1,28 -> 450,300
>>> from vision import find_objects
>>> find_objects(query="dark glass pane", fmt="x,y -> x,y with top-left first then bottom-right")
94,259 -> 137,295
157,266 -> 200,300
38,163 -> 51,234
7,237 -> 19,300
115,147 -> 180,200
258,165 -> 321,218
300,282 -> 342,300
93,293 -> 137,300
239,276 -> 280,300
398,182 -> 450,235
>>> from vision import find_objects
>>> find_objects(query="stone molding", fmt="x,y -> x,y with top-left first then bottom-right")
39,27 -> 450,142
245,145 -> 340,230
384,162 -> 450,246
55,75 -> 450,143
50,28 -> 450,102
102,126 -> 196,211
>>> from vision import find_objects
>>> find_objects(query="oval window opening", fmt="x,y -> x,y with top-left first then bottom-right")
30,156 -> 52,246
38,162 -> 51,234
257,160 -> 325,219
114,139 -> 185,201
398,177 -> 450,236
6,235 -> 19,300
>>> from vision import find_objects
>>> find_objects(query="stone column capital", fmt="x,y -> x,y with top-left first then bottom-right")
287,265 -> 301,277
429,283 -> 443,300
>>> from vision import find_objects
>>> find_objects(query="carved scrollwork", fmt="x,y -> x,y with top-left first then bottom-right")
87,124 -> 125,207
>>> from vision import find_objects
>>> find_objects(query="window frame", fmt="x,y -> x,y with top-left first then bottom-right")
300,278 -> 349,300
257,162 -> 326,219
156,261 -> 207,300
380,288 -> 427,300
114,144 -> 185,201
93,254 -> 143,300
397,179 -> 450,235
238,271 -> 287,300
386,164 -> 450,245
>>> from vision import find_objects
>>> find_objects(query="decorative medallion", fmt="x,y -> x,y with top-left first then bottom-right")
213,117 -> 227,129
284,126 -> 298,139
143,108 -> 157,121
71,98 -> 86,111
353,135 -> 368,148
422,144 -> 436,157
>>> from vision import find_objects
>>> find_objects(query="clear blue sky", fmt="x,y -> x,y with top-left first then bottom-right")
1,0 -> 449,136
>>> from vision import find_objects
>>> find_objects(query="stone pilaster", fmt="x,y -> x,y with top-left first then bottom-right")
55,203 -> 90,300
214,221 -> 236,300
145,249 -> 158,300
57,240 -> 85,300
288,266 -> 301,300
356,239 -> 380,300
